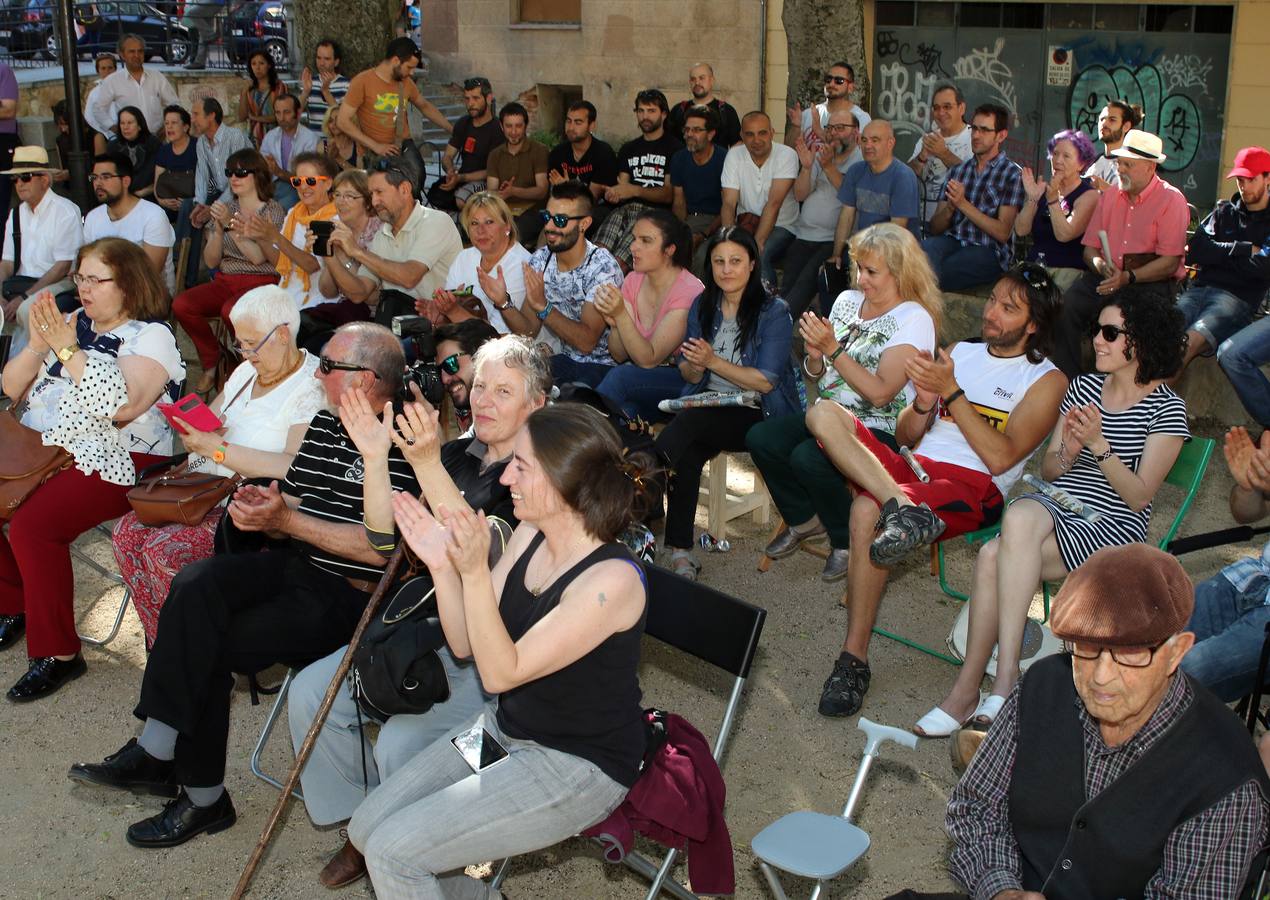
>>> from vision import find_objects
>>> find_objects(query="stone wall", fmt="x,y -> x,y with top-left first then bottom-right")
18,71 -> 254,124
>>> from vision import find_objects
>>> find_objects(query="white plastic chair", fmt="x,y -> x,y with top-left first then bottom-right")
751,717 -> 919,899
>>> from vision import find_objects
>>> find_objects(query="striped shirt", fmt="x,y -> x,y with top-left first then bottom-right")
282,410 -> 419,580
948,671 -> 1268,899
942,151 -> 1025,268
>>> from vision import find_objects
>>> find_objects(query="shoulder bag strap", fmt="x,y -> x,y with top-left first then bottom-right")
10,202 -> 19,272
220,373 -> 256,415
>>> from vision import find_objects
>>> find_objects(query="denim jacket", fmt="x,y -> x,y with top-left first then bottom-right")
683,294 -> 804,418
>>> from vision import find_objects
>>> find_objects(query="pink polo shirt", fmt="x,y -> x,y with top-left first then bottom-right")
621,268 -> 704,339
1081,174 -> 1189,280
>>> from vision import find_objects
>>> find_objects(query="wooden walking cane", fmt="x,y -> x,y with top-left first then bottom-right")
231,546 -> 406,899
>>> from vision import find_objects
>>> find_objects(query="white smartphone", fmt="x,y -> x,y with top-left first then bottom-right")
451,718 -> 509,773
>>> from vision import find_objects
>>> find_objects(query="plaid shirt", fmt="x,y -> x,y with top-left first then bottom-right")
947,670 -> 1268,899
941,151 -> 1025,269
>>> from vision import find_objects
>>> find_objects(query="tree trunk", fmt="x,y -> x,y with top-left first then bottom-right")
782,0 -> 869,117
291,0 -> 397,78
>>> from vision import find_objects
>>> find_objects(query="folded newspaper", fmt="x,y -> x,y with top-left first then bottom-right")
1022,474 -> 1104,524
659,391 -> 762,413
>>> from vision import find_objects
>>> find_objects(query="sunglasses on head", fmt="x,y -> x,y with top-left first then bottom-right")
290,175 -> 331,187
318,356 -> 381,378
1089,322 -> 1128,342
439,352 -> 467,375
1017,263 -> 1051,292
824,74 -> 850,85
225,167 -> 253,179
539,210 -> 588,228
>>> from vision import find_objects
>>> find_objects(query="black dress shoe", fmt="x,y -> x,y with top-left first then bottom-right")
0,614 -> 24,650
68,737 -> 179,797
126,789 -> 236,848
6,654 -> 86,702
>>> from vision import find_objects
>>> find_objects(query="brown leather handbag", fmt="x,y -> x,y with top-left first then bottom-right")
0,394 -> 73,520
127,462 -> 241,527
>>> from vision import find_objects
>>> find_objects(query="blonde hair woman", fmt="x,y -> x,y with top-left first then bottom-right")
748,223 -> 941,582
434,190 -> 533,332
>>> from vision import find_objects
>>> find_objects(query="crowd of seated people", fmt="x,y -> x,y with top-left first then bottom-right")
4,37 -> 1270,900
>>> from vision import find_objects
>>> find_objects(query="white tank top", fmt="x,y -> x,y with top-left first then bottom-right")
915,341 -> 1058,496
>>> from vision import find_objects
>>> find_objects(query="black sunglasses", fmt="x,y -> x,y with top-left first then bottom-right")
824,74 -> 850,85
1089,322 -> 1128,342
439,352 -> 467,375
539,210 -> 588,228
225,167 -> 253,179
1017,263 -> 1051,291
371,158 -> 408,176
319,356 -> 381,378
289,175 -> 331,187
10,172 -> 38,182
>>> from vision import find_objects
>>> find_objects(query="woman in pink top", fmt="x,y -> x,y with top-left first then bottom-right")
595,209 -> 704,420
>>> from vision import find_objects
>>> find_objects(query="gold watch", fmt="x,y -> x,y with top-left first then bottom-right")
56,344 -> 79,363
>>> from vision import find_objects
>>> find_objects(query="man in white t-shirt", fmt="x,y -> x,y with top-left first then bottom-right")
721,111 -> 800,286
802,266 -> 1068,719
83,152 -> 176,295
1084,99 -> 1143,192
907,82 -> 971,231
786,61 -> 872,153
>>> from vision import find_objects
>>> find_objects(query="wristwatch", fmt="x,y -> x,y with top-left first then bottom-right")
1126,269 -> 1137,285
1093,445 -> 1115,464
536,303 -> 551,321
56,344 -> 78,363
212,443 -> 229,464
827,345 -> 846,364
494,297 -> 512,312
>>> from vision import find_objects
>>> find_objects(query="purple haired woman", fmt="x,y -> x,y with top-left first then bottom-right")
1016,128 -> 1100,290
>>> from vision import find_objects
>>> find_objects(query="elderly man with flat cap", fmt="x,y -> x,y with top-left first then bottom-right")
911,543 -> 1269,900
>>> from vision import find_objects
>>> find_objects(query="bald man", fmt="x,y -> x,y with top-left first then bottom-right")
828,119 -> 922,269
668,62 -> 742,147
721,111 -> 800,285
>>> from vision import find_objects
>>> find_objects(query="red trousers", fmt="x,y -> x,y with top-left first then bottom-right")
0,451 -> 166,657
172,271 -> 279,370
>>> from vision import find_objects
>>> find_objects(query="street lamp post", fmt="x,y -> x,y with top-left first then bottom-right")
55,0 -> 90,209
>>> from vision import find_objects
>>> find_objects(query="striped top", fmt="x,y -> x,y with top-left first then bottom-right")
1052,374 -> 1189,546
282,410 -> 419,580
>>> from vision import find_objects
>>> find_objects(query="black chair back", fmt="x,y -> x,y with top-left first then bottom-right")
643,563 -> 766,679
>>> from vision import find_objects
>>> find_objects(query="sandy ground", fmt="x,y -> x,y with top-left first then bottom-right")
0,423 -> 1253,900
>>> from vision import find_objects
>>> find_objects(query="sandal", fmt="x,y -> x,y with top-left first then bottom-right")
869,499 -> 947,566
970,693 -> 1006,728
913,705 -> 963,738
670,554 -> 701,580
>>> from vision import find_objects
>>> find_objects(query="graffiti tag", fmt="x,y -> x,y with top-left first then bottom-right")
876,61 -> 938,136
953,38 -> 1017,122
1156,54 -> 1213,96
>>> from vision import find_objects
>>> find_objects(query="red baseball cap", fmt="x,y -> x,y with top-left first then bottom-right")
1227,146 -> 1270,179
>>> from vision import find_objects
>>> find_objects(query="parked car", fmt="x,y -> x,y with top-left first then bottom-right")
0,0 -> 33,43
10,0 -> 192,63
227,0 -> 286,70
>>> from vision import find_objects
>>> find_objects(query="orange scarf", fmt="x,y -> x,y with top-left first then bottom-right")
276,201 -> 336,300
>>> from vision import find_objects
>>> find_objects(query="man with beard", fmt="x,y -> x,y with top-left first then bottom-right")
907,82 -> 970,231
81,153 -> 176,295
426,76 -> 505,213
1050,129 -> 1188,378
434,319 -> 499,431
339,38 -> 451,165
298,39 -> 350,129
595,89 -> 683,269
804,265 -> 1066,717
546,101 -> 619,204
325,161 -> 462,310
259,93 -> 321,211
786,61 -> 872,152
1085,99 -> 1142,192
669,105 -> 727,256
668,63 -> 742,148
485,102 -> 550,243
500,180 -> 623,386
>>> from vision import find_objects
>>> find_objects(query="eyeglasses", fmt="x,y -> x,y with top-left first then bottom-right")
439,352 -> 467,375
71,273 -> 115,287
970,124 -> 999,134
826,123 -> 857,132
290,175 -> 332,188
539,210 -> 588,228
1063,640 -> 1168,668
88,172 -> 121,183
682,125 -> 709,134
332,191 -> 364,203
824,74 -> 850,85
1089,322 -> 1128,342
225,167 -> 254,179
235,323 -> 281,358
319,355 -> 381,378
463,77 -> 491,91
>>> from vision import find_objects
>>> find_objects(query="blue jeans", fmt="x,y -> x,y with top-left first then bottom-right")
1181,570 -> 1270,702
550,354 -> 614,389
760,226 -> 796,291
1176,284 -> 1255,349
1218,317 -> 1270,427
920,234 -> 1005,292
596,364 -> 688,421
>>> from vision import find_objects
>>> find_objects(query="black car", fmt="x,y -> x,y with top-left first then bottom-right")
227,0 -> 285,70
10,0 -> 192,63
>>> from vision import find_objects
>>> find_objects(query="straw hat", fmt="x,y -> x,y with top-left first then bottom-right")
1,146 -> 54,176
1109,130 -> 1167,163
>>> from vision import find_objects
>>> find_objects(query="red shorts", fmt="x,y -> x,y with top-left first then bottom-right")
850,416 -> 1004,540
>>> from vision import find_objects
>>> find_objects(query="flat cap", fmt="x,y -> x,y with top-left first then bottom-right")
1049,544 -> 1193,648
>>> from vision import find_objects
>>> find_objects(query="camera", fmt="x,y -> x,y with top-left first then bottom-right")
392,315 -> 445,408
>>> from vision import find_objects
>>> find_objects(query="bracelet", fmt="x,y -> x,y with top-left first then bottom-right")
801,354 -> 827,379
943,387 -> 965,407
1047,198 -> 1062,206
827,345 -> 846,364
1056,443 -> 1074,471
912,398 -> 934,415
1093,445 -> 1116,464
23,345 -> 44,357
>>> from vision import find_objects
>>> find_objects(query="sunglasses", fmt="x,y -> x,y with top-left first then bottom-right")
225,167 -> 254,179
1089,322 -> 1128,342
290,175 -> 332,188
10,172 -> 39,182
824,74 -> 850,85
319,355 -> 381,378
539,210 -> 588,228
371,158 -> 408,176
1017,263 -> 1051,292
439,352 -> 467,375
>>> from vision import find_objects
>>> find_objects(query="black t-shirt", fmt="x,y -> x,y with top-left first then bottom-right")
448,116 -> 505,173
547,137 -> 619,187
617,132 -> 683,207
667,98 -> 742,148
440,436 -> 516,526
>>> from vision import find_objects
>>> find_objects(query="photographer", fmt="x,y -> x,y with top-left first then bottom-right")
288,335 -> 548,888
434,319 -> 499,432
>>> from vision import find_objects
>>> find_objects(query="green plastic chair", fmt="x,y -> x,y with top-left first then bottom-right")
872,436 -> 1217,665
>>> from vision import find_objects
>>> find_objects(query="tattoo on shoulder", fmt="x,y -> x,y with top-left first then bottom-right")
597,591 -> 607,606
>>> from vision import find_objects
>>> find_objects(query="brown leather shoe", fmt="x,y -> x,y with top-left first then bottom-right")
319,836 -> 367,889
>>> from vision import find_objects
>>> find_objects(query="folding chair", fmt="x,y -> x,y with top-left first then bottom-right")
247,666 -> 304,802
751,717 -> 918,899
71,521 -> 132,647
491,564 -> 767,899
879,435 -> 1217,663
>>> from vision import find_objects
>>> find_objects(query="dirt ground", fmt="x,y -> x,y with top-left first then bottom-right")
0,422 -> 1254,900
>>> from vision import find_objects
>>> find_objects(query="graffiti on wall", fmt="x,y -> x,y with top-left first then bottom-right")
953,39 -> 1018,123
1066,62 -> 1205,171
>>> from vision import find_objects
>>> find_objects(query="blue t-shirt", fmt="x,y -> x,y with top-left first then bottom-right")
668,145 -> 726,216
837,158 -> 922,239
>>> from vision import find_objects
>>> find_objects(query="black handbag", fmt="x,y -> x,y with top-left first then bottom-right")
373,287 -> 419,327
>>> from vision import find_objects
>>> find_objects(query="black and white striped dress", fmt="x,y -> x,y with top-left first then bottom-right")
1024,374 -> 1190,571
